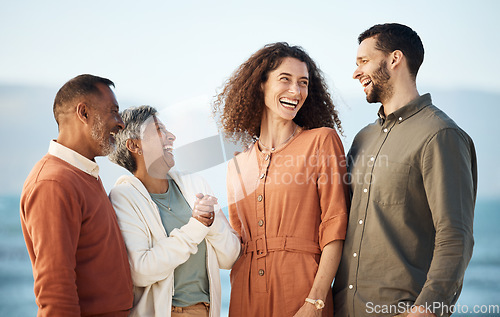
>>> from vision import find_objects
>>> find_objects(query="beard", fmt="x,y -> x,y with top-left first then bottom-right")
366,60 -> 393,104
91,114 -> 115,156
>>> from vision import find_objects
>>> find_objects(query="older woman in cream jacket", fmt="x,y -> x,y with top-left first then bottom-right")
108,106 -> 240,317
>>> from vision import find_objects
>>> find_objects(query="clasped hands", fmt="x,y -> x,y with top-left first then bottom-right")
192,193 -> 217,227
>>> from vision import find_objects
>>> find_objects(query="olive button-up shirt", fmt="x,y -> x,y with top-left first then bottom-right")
333,93 -> 477,317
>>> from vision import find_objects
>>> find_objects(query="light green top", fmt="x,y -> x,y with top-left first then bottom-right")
150,179 -> 210,307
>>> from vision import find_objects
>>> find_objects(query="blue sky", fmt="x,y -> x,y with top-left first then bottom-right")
1,0 -> 499,199
1,0 -> 498,99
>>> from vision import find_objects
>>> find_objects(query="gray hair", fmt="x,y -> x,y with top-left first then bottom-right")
108,105 -> 158,173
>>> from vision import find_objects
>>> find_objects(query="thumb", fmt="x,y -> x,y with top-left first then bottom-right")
195,193 -> 204,200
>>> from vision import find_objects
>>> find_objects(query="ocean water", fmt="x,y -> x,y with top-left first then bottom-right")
1,195 -> 498,316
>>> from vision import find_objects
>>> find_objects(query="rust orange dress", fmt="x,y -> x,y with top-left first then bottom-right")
227,127 -> 349,317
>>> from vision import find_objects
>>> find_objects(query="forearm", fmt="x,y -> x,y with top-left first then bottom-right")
205,209 -> 241,269
307,240 -> 343,300
126,217 -> 210,287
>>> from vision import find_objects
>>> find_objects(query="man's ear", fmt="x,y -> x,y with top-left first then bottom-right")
76,102 -> 90,124
390,50 -> 404,69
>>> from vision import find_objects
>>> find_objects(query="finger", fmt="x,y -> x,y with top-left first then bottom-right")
194,215 -> 212,227
194,205 -> 214,214
199,195 -> 218,204
194,211 -> 214,219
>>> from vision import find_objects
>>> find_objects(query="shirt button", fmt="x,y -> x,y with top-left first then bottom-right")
257,195 -> 263,202
383,128 -> 388,133
259,269 -> 265,276
349,284 -> 353,290
260,173 -> 265,179
358,219 -> 363,225
398,117 -> 403,121
258,219 -> 264,227
370,157 -> 375,161
353,252 -> 357,257
363,188 -> 368,193
265,155 -> 270,161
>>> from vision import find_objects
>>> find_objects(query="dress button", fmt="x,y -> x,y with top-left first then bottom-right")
348,284 -> 353,290
353,252 -> 357,257
363,188 -> 368,193
265,154 -> 270,161
358,219 -> 363,225
383,128 -> 388,133
398,117 -> 403,121
257,195 -> 263,202
258,219 -> 264,227
370,156 -> 375,161
260,173 -> 265,179
259,269 -> 265,276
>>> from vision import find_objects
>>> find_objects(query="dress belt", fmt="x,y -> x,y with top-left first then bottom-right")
244,236 -> 321,259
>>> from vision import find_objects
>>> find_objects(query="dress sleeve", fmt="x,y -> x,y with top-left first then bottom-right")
22,180 -> 82,316
317,130 -> 350,250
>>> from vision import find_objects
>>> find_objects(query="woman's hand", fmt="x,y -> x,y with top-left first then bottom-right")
192,193 -> 217,227
293,302 -> 322,317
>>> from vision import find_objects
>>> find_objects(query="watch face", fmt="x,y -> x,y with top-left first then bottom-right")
315,300 -> 325,309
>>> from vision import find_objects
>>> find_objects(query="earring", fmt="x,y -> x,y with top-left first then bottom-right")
138,150 -> 143,155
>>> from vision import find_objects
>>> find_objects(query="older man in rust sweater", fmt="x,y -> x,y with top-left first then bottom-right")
20,74 -> 133,316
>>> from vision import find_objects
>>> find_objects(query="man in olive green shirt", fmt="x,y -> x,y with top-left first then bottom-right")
333,23 -> 477,317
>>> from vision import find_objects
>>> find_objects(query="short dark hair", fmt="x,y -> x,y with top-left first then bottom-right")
108,105 -> 158,174
358,23 -> 424,79
53,74 -> 115,124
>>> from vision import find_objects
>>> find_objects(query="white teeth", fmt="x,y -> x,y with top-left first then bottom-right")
164,145 -> 174,152
361,78 -> 372,87
280,98 -> 299,107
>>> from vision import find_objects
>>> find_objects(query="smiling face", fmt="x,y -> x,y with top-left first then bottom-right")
140,116 -> 176,178
353,37 -> 394,104
88,84 -> 124,156
262,57 -> 309,123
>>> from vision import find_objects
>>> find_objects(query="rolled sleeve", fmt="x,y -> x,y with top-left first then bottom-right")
317,130 -> 349,250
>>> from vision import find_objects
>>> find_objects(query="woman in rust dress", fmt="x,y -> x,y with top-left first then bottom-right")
213,42 -> 349,317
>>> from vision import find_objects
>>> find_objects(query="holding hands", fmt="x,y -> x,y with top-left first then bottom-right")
192,193 -> 217,227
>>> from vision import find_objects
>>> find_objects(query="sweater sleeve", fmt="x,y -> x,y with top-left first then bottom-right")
109,184 -> 211,288
200,175 -> 241,269
21,180 -> 82,316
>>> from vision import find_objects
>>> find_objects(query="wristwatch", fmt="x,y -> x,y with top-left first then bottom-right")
305,298 -> 325,310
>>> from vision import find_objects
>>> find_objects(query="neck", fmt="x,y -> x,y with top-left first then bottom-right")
134,166 -> 170,194
382,82 -> 419,116
57,127 -> 95,161
259,113 -> 297,150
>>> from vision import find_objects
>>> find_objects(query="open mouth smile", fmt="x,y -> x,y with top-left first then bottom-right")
163,144 -> 174,154
280,97 -> 299,110
361,77 -> 372,92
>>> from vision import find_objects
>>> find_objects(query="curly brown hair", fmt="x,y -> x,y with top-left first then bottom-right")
213,42 -> 342,146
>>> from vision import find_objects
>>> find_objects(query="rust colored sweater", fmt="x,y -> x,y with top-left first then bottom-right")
20,153 -> 133,316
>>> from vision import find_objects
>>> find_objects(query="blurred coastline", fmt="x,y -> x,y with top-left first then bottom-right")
1,195 -> 499,316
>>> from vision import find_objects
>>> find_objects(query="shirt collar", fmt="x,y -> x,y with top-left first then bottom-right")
48,140 -> 100,179
377,93 -> 433,125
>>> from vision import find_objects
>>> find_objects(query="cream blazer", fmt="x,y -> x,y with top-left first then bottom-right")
109,170 -> 241,317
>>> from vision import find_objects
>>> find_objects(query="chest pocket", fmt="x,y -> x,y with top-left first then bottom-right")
371,160 -> 411,205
